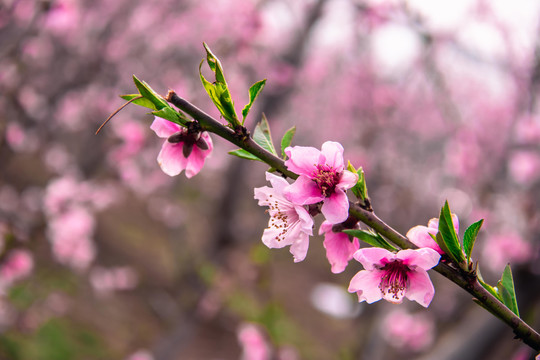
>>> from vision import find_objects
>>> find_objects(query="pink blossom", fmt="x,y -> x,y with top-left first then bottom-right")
319,221 -> 360,273
47,206 -> 95,242
348,247 -> 440,307
482,232 -> 532,273
238,323 -> 271,360
124,350 -> 154,360
150,117 -> 213,178
254,172 -> 314,262
509,151 -> 540,185
283,141 -> 358,224
381,309 -> 435,352
43,177 -> 87,216
51,235 -> 96,271
90,266 -> 138,295
0,250 -> 33,291
110,120 -> 146,163
406,214 -> 459,254
47,207 -> 96,271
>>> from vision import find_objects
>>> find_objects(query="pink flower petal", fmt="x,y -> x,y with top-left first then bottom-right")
405,268 -> 435,308
254,173 -> 314,263
284,175 -> 324,205
320,141 -> 344,170
284,146 -> 322,176
321,189 -> 350,224
318,221 -> 333,235
261,226 -> 294,249
150,117 -> 180,138
184,132 -> 213,178
321,221 -> 359,273
353,247 -> 393,270
254,186 -> 274,206
348,269 -> 384,303
337,170 -> 359,190
290,231 -> 310,262
265,172 -> 290,193
296,205 -> 314,235
397,248 -> 440,270
427,214 -> 459,233
406,225 -> 443,254
157,142 -> 188,176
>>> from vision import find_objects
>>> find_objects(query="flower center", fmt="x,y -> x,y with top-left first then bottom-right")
379,260 -> 409,303
312,165 -> 342,197
167,130 -> 208,157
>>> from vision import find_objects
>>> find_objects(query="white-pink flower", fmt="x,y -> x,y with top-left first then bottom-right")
254,172 -> 314,262
319,221 -> 360,273
406,214 -> 459,255
237,323 -> 271,360
348,247 -> 440,307
150,117 -> 213,178
283,141 -> 358,224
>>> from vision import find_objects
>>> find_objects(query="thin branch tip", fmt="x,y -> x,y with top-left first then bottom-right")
96,95 -> 143,135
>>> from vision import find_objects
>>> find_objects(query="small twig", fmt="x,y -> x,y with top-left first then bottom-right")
95,96 -> 143,135
165,91 -> 298,179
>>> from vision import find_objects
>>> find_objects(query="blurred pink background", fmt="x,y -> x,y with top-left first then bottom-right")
1,0 -> 540,359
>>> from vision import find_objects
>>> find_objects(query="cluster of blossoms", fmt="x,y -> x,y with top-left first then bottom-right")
148,119 -> 444,308
44,176 -> 117,271
253,141 -> 442,308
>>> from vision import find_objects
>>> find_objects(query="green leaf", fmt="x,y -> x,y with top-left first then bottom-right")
203,42 -> 226,84
343,229 -> 397,251
242,79 -> 266,123
199,44 -> 239,126
477,266 -> 501,300
463,219 -> 484,263
152,107 -> 187,126
120,94 -> 156,110
347,162 -> 368,201
280,126 -> 296,159
497,264 -> 520,316
436,201 -> 465,265
132,75 -> 169,110
252,114 -> 278,156
228,148 -> 262,161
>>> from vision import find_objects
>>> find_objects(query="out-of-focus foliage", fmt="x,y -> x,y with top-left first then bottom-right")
1,0 -> 540,359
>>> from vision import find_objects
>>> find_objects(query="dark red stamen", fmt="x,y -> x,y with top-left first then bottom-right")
312,164 -> 342,197
379,260 -> 409,301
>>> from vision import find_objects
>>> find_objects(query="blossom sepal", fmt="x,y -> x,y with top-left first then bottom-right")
347,161 -> 369,203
